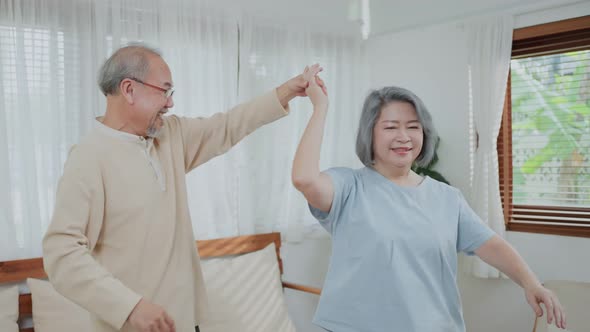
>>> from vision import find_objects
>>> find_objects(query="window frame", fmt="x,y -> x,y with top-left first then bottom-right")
499,15 -> 590,238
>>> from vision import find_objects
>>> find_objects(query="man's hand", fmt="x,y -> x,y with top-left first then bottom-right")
303,64 -> 328,109
276,64 -> 324,108
127,298 -> 176,332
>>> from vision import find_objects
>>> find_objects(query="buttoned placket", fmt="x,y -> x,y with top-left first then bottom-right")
139,136 -> 166,191
95,118 -> 166,192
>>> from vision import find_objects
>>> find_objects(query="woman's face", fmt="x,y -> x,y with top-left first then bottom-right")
372,101 -> 424,170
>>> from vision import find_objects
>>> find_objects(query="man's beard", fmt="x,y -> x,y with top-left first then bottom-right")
146,114 -> 163,138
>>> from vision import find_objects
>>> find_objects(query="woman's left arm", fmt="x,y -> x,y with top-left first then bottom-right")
475,235 -> 567,330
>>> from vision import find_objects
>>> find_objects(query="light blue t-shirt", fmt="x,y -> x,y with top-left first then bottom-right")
309,167 -> 495,332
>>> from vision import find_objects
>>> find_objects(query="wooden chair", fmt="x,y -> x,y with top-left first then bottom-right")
0,232 -> 321,332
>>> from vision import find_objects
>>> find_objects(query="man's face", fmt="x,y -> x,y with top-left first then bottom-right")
130,55 -> 174,138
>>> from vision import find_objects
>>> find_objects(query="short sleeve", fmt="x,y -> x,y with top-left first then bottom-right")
308,167 -> 356,234
455,190 -> 495,255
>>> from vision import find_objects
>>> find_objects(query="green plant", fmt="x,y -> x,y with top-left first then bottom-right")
511,50 -> 590,205
412,137 -> 450,184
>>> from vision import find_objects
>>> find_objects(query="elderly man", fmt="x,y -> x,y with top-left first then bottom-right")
42,44 -> 323,332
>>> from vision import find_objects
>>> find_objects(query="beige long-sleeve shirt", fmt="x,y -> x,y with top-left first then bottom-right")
42,90 -> 289,332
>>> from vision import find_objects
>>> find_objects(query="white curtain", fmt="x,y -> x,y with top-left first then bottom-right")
0,0 -> 99,260
0,0 -> 365,260
466,15 -> 513,278
236,16 -> 365,241
0,0 -> 238,259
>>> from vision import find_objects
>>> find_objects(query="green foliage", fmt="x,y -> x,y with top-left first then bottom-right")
511,50 -> 590,204
412,137 -> 450,184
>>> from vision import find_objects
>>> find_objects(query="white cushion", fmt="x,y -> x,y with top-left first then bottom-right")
27,278 -> 91,332
0,285 -> 19,332
200,243 -> 296,332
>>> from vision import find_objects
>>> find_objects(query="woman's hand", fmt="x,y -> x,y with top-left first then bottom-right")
474,236 -> 567,330
302,64 -> 328,109
275,63 -> 324,108
525,284 -> 566,329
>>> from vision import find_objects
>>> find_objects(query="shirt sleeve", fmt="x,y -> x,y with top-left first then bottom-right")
175,90 -> 289,173
308,167 -> 356,234
43,146 -> 142,330
455,189 -> 496,255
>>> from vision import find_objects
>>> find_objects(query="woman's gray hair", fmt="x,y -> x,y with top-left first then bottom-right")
98,42 -> 162,96
355,86 -> 438,168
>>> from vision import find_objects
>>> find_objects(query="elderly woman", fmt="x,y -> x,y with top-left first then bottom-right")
292,65 -> 566,332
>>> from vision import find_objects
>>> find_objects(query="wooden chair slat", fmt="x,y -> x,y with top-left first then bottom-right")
0,258 -> 46,283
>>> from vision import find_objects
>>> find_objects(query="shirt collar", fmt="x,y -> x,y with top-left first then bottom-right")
95,116 -> 153,146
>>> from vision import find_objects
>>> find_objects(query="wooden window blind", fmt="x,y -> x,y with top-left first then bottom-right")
499,15 -> 590,238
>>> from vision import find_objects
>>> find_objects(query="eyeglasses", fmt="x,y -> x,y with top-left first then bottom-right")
129,77 -> 175,98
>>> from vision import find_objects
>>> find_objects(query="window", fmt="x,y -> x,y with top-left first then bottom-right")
499,16 -> 590,237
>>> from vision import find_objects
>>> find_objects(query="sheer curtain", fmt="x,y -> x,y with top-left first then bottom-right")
0,0 -> 366,260
0,0 -> 98,260
0,0 -> 238,260
236,16 -> 365,240
466,15 -> 513,278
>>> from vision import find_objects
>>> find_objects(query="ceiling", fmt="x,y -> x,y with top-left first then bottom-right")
209,0 -> 585,38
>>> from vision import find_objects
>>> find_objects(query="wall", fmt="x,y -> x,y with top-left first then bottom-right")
365,2 -> 590,332
366,22 -> 472,192
282,232 -> 332,332
369,0 -> 544,36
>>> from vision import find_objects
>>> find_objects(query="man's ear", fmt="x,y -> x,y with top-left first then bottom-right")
119,78 -> 135,104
